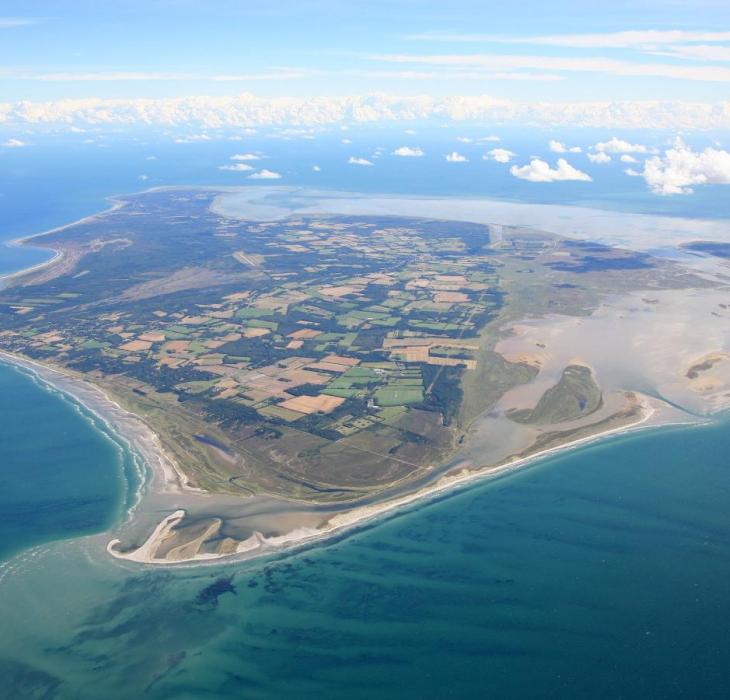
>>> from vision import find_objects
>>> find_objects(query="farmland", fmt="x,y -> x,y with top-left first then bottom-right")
0,188 -> 703,502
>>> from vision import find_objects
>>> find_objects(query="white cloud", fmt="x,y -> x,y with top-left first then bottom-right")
392,146 -> 424,157
639,139 -> 730,195
510,157 -> 592,183
212,69 -> 320,82
0,17 -> 36,28
625,168 -> 641,177
374,53 -> 730,83
248,169 -> 282,180
456,136 -> 473,143
231,152 -> 261,160
620,154 -> 638,163
587,152 -> 612,164
594,137 -> 647,153
312,165 -> 321,172
1,137 -> 26,147
348,156 -> 374,166
404,128 -> 416,134
406,30 -> 730,49
549,139 -> 581,153
218,163 -> 254,172
173,133 -> 212,143
1,93 -> 729,131
138,174 -> 148,181
445,151 -> 468,162
478,135 -> 500,142
485,148 -> 516,163
145,155 -> 157,160
652,45 -> 730,62
341,138 -> 352,144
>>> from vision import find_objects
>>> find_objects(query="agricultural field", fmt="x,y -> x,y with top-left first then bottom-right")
0,189 -> 702,501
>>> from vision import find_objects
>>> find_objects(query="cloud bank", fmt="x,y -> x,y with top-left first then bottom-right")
1,93 -> 729,130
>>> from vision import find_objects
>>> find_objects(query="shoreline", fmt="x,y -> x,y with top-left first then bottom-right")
0,350 -> 201,505
0,348 -> 689,569
0,184 -> 719,568
0,199 -> 129,287
106,391 -> 693,566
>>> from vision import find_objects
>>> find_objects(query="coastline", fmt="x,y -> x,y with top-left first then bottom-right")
107,389 -> 688,566
0,184 -> 717,568
0,198 -> 127,288
0,350 -> 200,504
0,347 -> 686,568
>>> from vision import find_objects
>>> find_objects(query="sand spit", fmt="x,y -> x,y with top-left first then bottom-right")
106,393 -> 681,567
0,200 -> 127,289
0,348 -> 698,567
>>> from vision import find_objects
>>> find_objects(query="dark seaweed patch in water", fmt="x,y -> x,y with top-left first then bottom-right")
194,575 -> 236,607
0,658 -> 62,700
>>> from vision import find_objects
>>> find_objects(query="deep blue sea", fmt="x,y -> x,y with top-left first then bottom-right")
1,129 -> 730,698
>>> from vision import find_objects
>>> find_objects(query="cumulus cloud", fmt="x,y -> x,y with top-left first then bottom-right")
594,137 -> 648,153
231,152 -> 261,160
445,151 -> 468,162
248,169 -> 282,180
348,156 -> 374,166
549,139 -> 581,153
392,146 -> 424,157
218,163 -> 254,172
510,158 -> 592,183
1,94 -> 729,131
485,148 -> 516,163
1,137 -> 26,147
587,152 -> 612,164
620,154 -> 638,163
639,139 -> 730,195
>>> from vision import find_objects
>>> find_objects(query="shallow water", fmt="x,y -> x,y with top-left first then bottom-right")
0,362 -> 136,561
2,411 -> 730,698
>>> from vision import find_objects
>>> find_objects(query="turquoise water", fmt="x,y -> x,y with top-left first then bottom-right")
2,417 -> 730,697
0,363 -> 136,561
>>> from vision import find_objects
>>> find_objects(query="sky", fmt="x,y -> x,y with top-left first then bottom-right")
2,1 -> 730,203
2,0 -> 730,103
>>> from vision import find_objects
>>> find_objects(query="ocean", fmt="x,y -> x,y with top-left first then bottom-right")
1,129 -> 730,698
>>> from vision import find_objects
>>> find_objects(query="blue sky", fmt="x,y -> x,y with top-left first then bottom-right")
3,0 -> 730,102
2,2 -> 730,202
